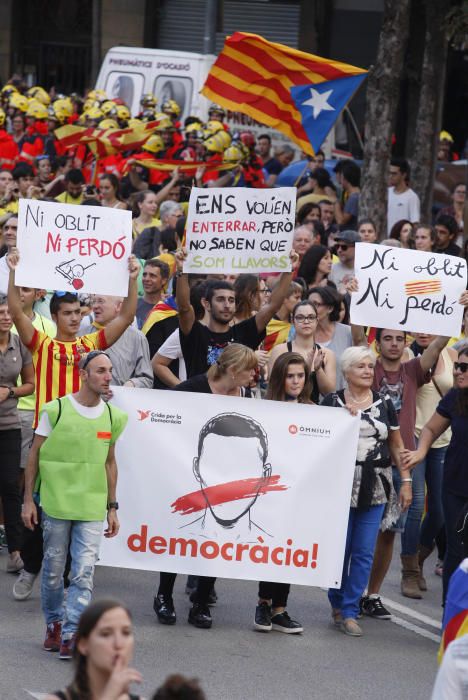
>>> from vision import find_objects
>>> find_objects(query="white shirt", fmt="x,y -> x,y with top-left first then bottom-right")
0,256 -> 9,294
387,187 -> 421,232
36,395 -> 106,436
158,329 -> 187,382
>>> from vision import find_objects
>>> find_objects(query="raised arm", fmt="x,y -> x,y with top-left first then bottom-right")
420,335 -> 450,374
255,250 -> 299,333
103,256 -> 140,347
174,249 -> 195,336
7,249 -> 36,347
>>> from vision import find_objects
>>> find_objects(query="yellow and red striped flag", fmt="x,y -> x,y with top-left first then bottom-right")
201,32 -> 367,156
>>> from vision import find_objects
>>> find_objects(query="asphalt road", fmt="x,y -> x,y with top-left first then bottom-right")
0,544 -> 444,700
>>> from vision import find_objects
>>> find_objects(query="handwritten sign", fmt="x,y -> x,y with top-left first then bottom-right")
350,243 -> 467,336
16,199 -> 132,295
183,187 -> 296,273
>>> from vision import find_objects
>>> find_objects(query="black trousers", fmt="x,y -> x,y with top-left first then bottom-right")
158,572 -> 216,605
21,505 -> 44,574
0,429 -> 23,553
258,581 -> 291,608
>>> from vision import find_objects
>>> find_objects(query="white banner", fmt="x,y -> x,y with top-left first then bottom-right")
99,387 -> 360,588
350,243 -> 467,336
183,187 -> 296,274
16,199 -> 132,295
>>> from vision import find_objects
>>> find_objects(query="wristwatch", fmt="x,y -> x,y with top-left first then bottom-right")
8,388 -> 15,399
107,501 -> 119,510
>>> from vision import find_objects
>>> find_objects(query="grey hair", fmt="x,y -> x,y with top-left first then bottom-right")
340,346 -> 376,377
275,144 -> 295,157
159,200 -> 182,224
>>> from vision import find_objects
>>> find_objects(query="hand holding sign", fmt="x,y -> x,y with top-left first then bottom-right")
350,243 -> 467,336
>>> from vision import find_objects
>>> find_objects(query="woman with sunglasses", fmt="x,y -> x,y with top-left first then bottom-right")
403,346 -> 468,604
268,300 -> 336,401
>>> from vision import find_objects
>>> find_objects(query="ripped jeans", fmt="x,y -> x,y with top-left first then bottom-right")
41,513 -> 102,638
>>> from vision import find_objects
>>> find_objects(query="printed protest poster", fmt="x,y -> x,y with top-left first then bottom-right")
183,187 -> 296,274
350,243 -> 467,336
99,388 -> 360,588
16,199 -> 132,295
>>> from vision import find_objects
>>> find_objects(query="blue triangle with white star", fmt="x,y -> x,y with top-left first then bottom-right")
290,74 -> 367,153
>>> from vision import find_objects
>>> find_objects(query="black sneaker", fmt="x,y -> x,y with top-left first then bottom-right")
361,595 -> 392,620
190,587 -> 218,607
271,611 -> 303,634
254,601 -> 272,632
153,594 -> 176,625
188,602 -> 212,629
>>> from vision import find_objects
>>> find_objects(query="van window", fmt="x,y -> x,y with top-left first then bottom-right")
105,72 -> 145,116
153,76 -> 193,123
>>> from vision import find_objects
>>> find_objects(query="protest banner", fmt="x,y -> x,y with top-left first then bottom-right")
99,387 -> 360,588
350,243 -> 467,336
183,187 -> 296,274
15,199 -> 132,295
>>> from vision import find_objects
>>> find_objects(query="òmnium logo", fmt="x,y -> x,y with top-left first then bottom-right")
288,423 -> 331,437
137,409 -> 182,425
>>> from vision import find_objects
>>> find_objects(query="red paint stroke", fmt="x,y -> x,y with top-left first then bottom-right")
171,475 -> 287,515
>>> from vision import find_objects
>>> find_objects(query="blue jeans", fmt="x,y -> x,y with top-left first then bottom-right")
41,513 -> 102,638
393,463 -> 425,555
328,504 -> 385,620
419,446 -> 447,550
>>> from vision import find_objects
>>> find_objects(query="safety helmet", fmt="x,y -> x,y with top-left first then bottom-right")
9,93 -> 29,113
239,130 -> 256,149
208,103 -> 226,119
84,98 -> 100,112
203,130 -> 232,153
439,130 -> 454,143
116,104 -> 131,122
140,93 -> 157,109
101,100 -> 118,118
205,120 -> 224,135
87,89 -> 107,103
223,144 -> 247,164
153,113 -> 174,131
1,84 -> 18,100
142,134 -> 164,154
0,108 -> 5,127
26,86 -> 50,106
99,118 -> 119,130
26,100 -> 49,119
185,121 -> 203,134
140,108 -> 157,123
85,106 -> 104,121
161,99 -> 181,117
54,97 -> 73,118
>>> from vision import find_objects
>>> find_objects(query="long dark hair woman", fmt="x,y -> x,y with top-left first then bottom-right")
403,345 -> 468,603
254,352 -> 311,635
46,599 -> 143,700
297,244 -> 332,289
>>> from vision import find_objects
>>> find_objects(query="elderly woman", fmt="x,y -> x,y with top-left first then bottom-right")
321,346 -> 411,636
133,200 -> 184,260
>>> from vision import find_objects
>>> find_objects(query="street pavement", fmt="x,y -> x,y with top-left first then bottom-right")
0,543 -> 444,700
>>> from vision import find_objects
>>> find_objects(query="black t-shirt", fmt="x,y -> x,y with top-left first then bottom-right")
263,157 -> 283,176
174,374 -> 212,394
436,388 -> 468,497
180,317 -> 265,378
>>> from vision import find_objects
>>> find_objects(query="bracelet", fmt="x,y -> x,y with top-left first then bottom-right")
401,478 -> 412,483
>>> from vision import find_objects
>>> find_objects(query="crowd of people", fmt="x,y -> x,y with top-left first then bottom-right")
0,79 -> 467,698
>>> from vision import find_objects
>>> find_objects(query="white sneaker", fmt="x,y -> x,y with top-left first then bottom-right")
13,570 -> 37,600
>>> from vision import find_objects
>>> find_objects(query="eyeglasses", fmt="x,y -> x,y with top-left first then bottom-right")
54,291 -> 78,298
454,362 -> 468,373
294,314 -> 318,323
80,350 -> 110,370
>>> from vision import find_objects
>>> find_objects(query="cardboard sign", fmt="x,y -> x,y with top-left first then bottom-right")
183,187 -> 296,274
16,199 -> 132,295
350,243 -> 467,336
98,388 -> 360,588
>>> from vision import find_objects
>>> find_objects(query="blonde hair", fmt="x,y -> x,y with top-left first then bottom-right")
340,346 -> 376,378
207,343 -> 258,380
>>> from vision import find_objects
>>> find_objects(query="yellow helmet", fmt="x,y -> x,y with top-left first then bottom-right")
185,121 -> 204,134
87,89 -> 107,103
0,108 -> 5,127
1,84 -> 18,99
9,93 -> 29,113
205,120 -> 224,135
127,117 -> 143,129
54,97 -> 73,118
154,113 -> 174,131
161,99 -> 181,117
439,130 -> 454,143
140,93 -> 157,109
84,98 -> 100,112
99,118 -> 119,130
116,104 -> 131,121
26,100 -> 48,119
26,86 -> 50,105
85,106 -> 104,121
208,103 -> 226,119
223,144 -> 247,164
101,100 -> 118,117
204,131 -> 232,153
142,134 -> 164,154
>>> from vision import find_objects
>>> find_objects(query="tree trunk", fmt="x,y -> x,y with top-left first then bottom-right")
359,0 -> 411,237
409,0 -> 450,222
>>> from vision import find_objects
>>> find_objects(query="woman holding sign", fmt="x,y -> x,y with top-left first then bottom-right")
402,345 -> 468,603
321,346 -> 410,637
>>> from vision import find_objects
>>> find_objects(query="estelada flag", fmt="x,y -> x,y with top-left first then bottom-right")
438,558 -> 468,663
142,296 -> 178,336
201,32 -> 367,156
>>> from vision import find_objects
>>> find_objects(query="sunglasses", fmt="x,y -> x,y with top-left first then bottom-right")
335,243 -> 354,251
454,362 -> 468,373
80,350 -> 109,370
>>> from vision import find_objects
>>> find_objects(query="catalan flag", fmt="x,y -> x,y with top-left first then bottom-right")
438,558 -> 468,663
263,317 -> 291,353
201,32 -> 368,156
